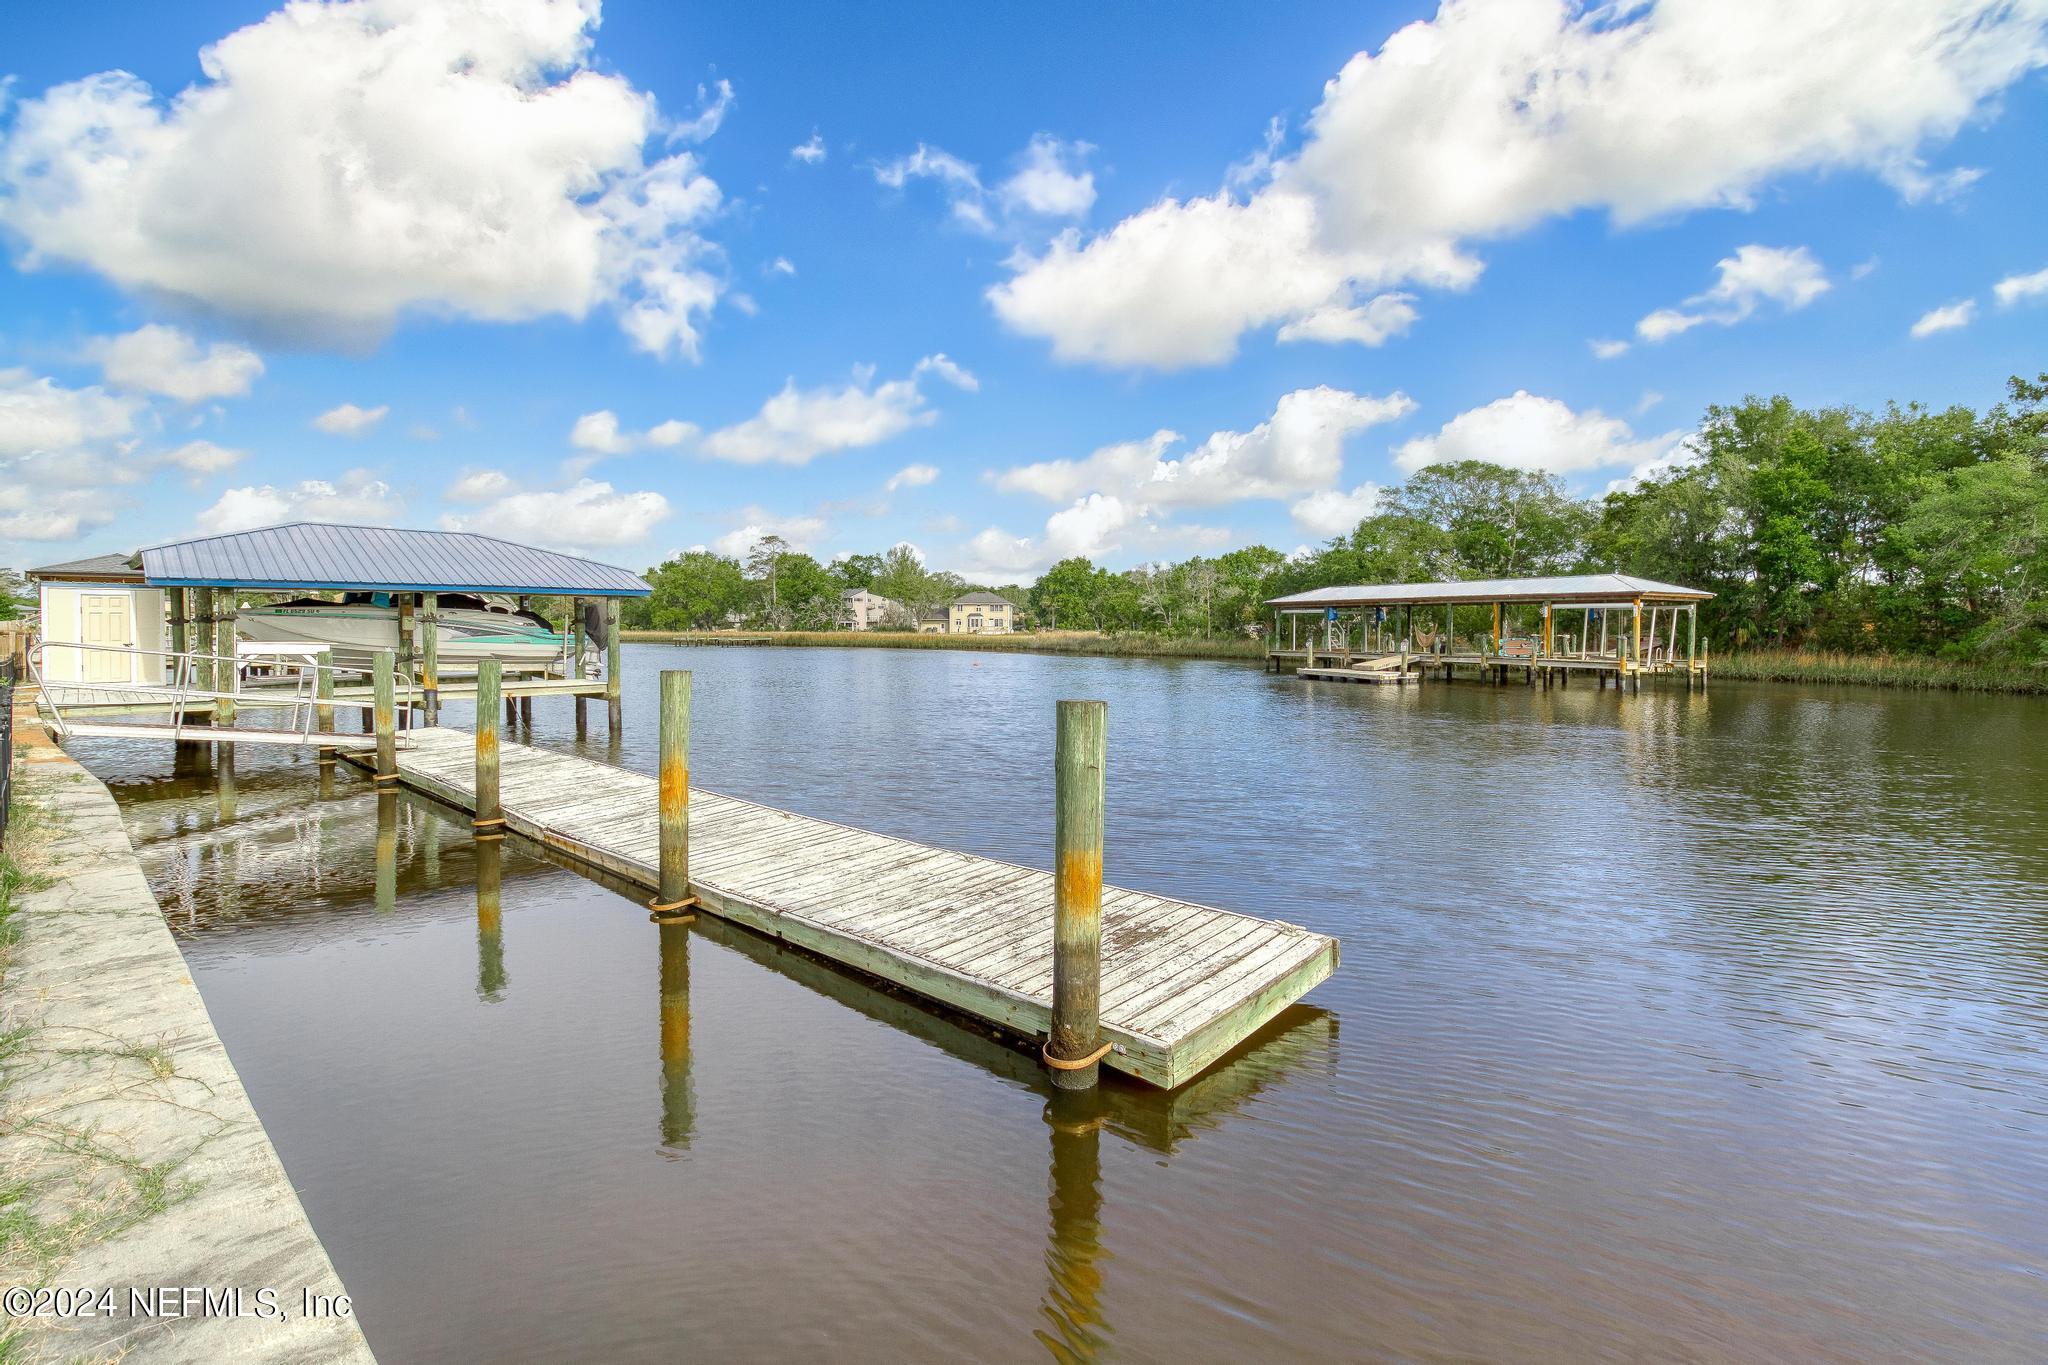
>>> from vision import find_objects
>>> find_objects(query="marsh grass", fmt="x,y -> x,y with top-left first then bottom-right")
1714,649 -> 2048,695
622,629 -> 1269,663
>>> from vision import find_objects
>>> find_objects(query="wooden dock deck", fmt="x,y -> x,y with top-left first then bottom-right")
355,727 -> 1338,1088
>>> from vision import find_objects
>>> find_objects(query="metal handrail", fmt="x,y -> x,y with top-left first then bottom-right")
28,637 -> 414,743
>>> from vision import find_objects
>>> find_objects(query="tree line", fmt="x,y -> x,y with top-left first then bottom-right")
626,374 -> 2045,660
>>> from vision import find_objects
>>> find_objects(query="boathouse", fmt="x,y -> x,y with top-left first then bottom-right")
1265,573 -> 1714,689
29,522 -> 650,746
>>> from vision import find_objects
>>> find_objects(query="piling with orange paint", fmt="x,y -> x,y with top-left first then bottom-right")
1050,698 -> 1107,1091
657,669 -> 691,909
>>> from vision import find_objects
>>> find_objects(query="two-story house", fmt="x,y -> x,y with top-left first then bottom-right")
840,587 -> 901,630
944,591 -> 1015,635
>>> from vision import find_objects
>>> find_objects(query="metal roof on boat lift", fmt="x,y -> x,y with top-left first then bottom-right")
139,522 -> 651,597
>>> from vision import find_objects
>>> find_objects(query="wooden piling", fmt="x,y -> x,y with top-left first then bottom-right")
652,669 -> 695,915
191,592 -> 214,698
606,600 -> 623,737
315,650 -> 336,764
1049,699 -> 1107,1090
373,649 -> 398,783
169,587 -> 188,661
421,592 -> 440,720
519,695 -> 533,726
213,589 -> 237,725
474,659 -> 503,840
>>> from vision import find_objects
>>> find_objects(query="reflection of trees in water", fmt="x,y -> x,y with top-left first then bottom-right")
475,839 -> 508,1002
1036,1091 -> 1110,1364
658,920 -> 694,1152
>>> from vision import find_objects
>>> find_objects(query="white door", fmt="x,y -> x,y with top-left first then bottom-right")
81,595 -> 133,682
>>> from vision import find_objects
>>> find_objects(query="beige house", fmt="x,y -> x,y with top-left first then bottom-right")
28,553 -> 171,685
840,587 -> 902,630
941,592 -> 1016,635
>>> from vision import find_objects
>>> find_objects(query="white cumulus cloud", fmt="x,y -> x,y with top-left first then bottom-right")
441,477 -> 668,550
158,439 -> 244,477
885,463 -> 940,492
990,0 -> 2048,370
700,355 -> 975,465
1590,338 -> 1631,360
997,386 -> 1415,508
712,510 -> 829,559
969,387 -> 1409,577
0,0 -> 728,357
202,470 -> 402,532
996,135 -> 1096,218
444,468 -> 515,503
1635,244 -> 1830,341
89,324 -> 263,401
1396,391 -> 1682,477
1910,299 -> 1976,337
790,131 -> 827,165
314,402 -> 389,436
0,367 -> 140,457
1291,483 -> 1384,537
1993,265 -> 2048,308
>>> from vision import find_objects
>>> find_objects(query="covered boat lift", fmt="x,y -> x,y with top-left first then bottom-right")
29,522 -> 650,746
1264,573 -> 1713,692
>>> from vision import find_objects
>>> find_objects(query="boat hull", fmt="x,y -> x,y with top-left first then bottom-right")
236,604 -> 570,674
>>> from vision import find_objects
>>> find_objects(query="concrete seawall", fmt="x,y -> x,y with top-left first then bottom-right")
4,696 -> 374,1363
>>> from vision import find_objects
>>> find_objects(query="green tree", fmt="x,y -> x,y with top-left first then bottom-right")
832,552 -> 884,591
646,551 -> 749,630
1030,557 -> 1104,630
0,567 -> 25,621
872,544 -> 935,623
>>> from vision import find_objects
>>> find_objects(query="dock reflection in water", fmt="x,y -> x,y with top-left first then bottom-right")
68,640 -> 2048,1363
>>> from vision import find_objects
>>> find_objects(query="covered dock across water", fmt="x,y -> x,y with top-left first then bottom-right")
1264,573 -> 1713,691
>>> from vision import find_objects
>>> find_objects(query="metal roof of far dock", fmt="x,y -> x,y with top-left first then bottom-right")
1267,573 -> 1713,608
140,522 -> 651,596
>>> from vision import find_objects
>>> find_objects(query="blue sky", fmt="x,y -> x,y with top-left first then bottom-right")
2,0 -> 2045,581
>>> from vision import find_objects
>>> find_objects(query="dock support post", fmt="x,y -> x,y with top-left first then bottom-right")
421,592 -> 440,721
169,587 -> 188,662
373,649 -> 398,784
1688,604 -> 1699,689
1049,699 -> 1107,1091
572,597 -> 588,733
316,650 -> 336,764
520,695 -> 533,726
397,595 -> 415,712
606,600 -> 623,738
475,659 -> 504,841
213,589 -> 237,725
652,669 -> 696,917
191,592 -> 214,700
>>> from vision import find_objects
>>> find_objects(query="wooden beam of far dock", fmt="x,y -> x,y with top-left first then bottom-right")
349,727 -> 1338,1089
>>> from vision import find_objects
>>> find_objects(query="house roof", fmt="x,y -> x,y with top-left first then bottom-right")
1266,573 -> 1712,609
139,522 -> 650,597
27,552 -> 145,583
952,591 -> 1013,605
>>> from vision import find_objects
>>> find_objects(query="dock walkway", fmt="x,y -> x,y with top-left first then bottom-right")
363,727 -> 1337,1088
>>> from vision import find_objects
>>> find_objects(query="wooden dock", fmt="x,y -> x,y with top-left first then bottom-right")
352,726 -> 1338,1088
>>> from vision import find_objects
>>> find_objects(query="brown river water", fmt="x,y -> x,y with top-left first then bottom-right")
68,644 -> 2048,1362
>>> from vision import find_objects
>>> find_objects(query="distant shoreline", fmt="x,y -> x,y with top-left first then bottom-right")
621,631 -> 2046,694
620,629 -> 1267,663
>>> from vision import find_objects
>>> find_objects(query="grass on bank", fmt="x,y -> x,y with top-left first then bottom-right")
1712,648 -> 2048,695
0,767 -> 201,1363
622,628 -> 1269,662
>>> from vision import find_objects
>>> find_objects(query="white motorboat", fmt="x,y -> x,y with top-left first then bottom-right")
235,592 -> 578,673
